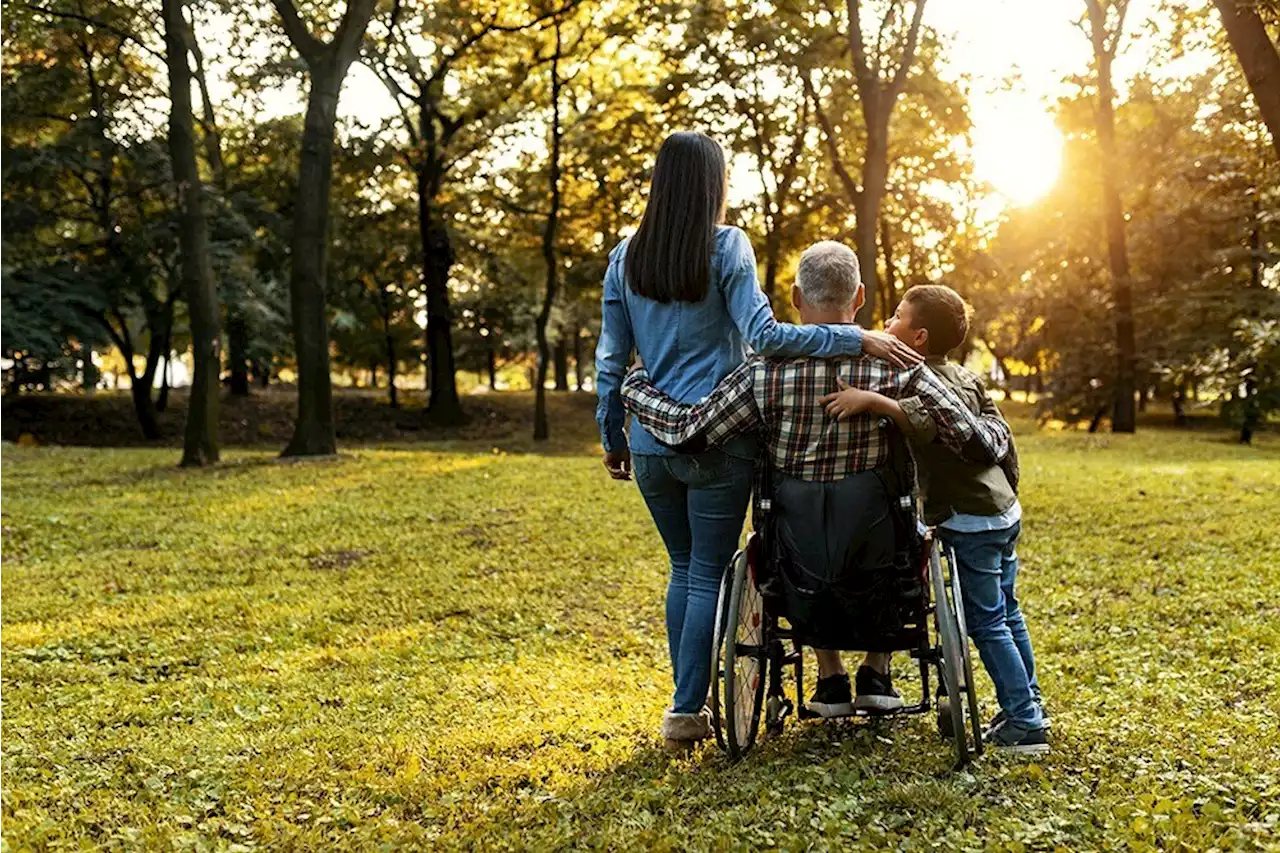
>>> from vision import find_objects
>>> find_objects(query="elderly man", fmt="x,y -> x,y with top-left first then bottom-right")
621,240 -> 1012,715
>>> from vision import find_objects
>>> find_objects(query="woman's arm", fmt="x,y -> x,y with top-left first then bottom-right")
721,230 -> 863,358
595,252 -> 633,474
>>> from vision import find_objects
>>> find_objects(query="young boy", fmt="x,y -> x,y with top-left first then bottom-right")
822,284 -> 1050,755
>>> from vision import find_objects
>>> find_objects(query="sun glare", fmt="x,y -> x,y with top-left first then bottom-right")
972,104 -> 1064,207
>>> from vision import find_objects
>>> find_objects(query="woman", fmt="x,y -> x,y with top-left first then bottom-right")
595,131 -> 916,752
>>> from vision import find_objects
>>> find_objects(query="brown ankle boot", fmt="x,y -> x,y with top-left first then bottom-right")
661,708 -> 711,753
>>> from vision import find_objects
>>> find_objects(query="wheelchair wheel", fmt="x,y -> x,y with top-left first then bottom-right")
946,544 -> 985,757
930,543 -> 971,768
721,548 -> 766,761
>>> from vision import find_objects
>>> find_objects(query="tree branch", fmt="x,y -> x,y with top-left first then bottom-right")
270,0 -> 324,64
24,3 -> 165,61
333,0 -> 379,65
804,72 -> 863,206
429,0 -> 584,85
887,0 -> 927,103
846,0 -> 874,98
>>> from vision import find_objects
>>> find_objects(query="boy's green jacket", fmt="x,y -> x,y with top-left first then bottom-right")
906,357 -> 1020,527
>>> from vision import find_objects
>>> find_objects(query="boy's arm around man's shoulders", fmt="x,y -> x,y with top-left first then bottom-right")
972,372 -> 1021,494
949,361 -> 1021,493
896,360 -> 1016,469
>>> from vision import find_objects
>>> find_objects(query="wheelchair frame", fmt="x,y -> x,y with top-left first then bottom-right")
710,527 -> 984,769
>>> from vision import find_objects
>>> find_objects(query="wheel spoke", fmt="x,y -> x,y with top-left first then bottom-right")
732,572 -> 764,748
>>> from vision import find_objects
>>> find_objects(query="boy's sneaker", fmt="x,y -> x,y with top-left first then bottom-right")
984,702 -> 1051,740
807,673 -> 853,718
854,665 -> 905,713
987,722 -> 1050,756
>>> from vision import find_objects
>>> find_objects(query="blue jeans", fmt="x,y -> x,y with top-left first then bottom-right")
634,450 -> 754,714
939,522 -> 1043,728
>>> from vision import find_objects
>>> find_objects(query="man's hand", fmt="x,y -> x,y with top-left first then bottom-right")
604,447 -> 632,480
818,377 -> 883,421
861,330 -> 923,368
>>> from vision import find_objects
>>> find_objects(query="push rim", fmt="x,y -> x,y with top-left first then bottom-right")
723,549 -> 766,760
931,545 -> 970,768
710,561 -> 734,752
947,545 -> 985,757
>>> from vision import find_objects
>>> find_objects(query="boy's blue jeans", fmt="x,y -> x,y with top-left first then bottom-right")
634,450 -> 754,714
939,522 -> 1043,729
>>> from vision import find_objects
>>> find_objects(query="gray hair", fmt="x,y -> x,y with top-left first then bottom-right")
796,241 -> 862,311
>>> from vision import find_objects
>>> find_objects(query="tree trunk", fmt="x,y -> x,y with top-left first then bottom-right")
253,360 -> 270,389
1212,0 -> 1280,160
81,341 -> 98,392
762,229 -> 782,303
1086,0 -> 1138,434
1173,382 -> 1187,426
534,20 -> 563,442
166,0 -> 221,465
1241,194 -> 1263,444
281,62 -> 344,457
554,336 -> 569,391
191,15 -> 245,409
227,312 -> 251,396
157,349 -> 171,413
1240,378 -> 1257,444
487,346 -> 498,390
573,333 -> 584,391
384,338 -> 398,409
880,216 -> 898,315
418,170 -> 464,423
272,0 -> 378,456
854,134 -> 887,327
131,380 -> 161,439
377,280 -> 398,408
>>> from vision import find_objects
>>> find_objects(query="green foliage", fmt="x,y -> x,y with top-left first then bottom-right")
2,418 -> 1277,850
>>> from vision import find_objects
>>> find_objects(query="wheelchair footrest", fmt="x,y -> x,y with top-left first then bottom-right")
799,701 -> 929,721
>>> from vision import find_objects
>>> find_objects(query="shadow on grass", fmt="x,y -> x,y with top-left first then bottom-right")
448,711 -> 961,848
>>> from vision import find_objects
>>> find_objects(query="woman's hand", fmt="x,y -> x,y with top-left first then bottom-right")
604,447 -> 632,480
818,377 -> 884,421
861,330 -> 923,368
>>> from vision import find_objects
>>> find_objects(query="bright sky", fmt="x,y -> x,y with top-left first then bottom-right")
929,0 -> 1165,207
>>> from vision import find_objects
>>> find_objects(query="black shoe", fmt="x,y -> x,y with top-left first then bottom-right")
985,701 -> 1051,740
807,673 -> 853,718
988,723 -> 1050,756
854,665 -> 904,713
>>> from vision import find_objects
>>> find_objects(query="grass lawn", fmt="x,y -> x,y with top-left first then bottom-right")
3,403 -> 1279,851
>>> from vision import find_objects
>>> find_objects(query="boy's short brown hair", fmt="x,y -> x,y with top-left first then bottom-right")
901,284 -> 972,356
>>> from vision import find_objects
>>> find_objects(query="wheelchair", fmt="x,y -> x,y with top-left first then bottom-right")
709,471 -> 984,769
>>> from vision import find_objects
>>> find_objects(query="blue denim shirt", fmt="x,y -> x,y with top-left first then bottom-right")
595,225 -> 865,457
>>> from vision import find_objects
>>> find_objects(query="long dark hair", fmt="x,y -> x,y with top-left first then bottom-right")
625,131 -> 727,303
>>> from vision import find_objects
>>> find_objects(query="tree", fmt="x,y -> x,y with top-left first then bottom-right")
1083,0 -> 1138,432
534,15 -> 564,441
367,0 -> 572,423
1,1 -> 177,436
1211,0 -> 1280,160
682,2 -> 827,304
805,0 -> 928,326
271,0 -> 380,457
328,142 -> 420,408
162,0 -> 220,465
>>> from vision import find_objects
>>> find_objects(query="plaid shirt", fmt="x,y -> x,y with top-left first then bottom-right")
622,354 -> 1012,513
